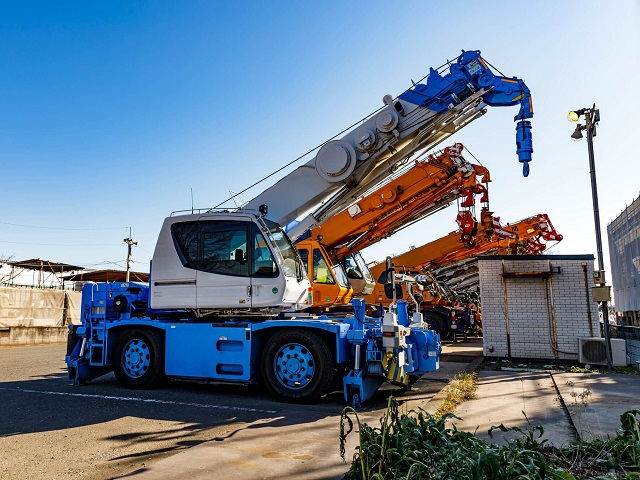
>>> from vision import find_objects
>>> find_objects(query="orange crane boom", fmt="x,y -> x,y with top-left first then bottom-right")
312,143 -> 490,260
364,213 -> 563,334
370,212 -> 561,277
295,143 -> 490,308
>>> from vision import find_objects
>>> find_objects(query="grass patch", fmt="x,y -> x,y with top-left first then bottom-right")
340,400 -> 640,479
433,372 -> 478,418
565,365 -> 592,373
564,364 -> 640,375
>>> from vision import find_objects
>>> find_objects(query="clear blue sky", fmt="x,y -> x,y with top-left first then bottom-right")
1,1 -> 639,284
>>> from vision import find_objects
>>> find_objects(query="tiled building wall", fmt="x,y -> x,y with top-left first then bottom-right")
478,255 -> 600,361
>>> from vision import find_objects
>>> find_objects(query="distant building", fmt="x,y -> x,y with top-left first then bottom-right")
608,194 -> 640,326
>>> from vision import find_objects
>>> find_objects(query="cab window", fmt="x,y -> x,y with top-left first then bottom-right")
251,230 -> 278,277
297,248 -> 310,276
266,221 -> 303,279
201,227 -> 249,277
172,220 -> 250,277
171,221 -> 199,267
343,255 -> 363,279
313,249 -> 335,284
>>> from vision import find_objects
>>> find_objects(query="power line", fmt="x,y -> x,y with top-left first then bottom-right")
211,62 -> 448,210
0,239 -> 121,247
0,221 -> 126,231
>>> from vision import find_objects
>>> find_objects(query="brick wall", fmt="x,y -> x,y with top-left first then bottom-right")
478,255 -> 599,361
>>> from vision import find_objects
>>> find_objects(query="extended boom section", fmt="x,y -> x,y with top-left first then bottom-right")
314,143 -> 491,260
293,143 -> 489,310
245,49 -> 533,241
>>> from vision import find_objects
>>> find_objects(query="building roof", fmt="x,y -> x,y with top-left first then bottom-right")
63,269 -> 149,283
4,258 -> 84,273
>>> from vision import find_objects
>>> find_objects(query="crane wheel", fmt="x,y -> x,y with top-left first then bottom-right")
423,313 -> 447,337
113,329 -> 166,389
260,329 -> 335,404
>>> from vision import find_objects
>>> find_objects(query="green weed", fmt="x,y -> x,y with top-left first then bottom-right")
340,400 -> 640,479
433,372 -> 478,418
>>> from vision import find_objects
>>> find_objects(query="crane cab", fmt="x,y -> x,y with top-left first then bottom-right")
295,239 -> 352,308
150,211 -> 311,315
342,252 -> 375,296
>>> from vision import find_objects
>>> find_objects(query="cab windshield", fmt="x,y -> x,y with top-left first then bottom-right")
353,252 -> 374,283
326,250 -> 350,288
264,219 -> 307,280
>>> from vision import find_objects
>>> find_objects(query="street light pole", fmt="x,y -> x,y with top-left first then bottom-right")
569,104 -> 613,370
585,108 -> 605,271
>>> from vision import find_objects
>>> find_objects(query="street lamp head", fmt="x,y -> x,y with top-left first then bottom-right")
571,124 -> 584,141
568,108 -> 589,122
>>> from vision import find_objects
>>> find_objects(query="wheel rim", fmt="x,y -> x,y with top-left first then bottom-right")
272,342 -> 316,390
121,338 -> 151,378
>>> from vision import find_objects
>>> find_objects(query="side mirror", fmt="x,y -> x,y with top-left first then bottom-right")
385,256 -> 394,283
234,249 -> 245,264
384,284 -> 403,300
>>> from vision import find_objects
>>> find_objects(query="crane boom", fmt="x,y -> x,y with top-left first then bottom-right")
364,213 -> 562,336
315,143 -> 490,260
294,143 -> 490,308
244,50 -> 533,241
369,212 -> 562,282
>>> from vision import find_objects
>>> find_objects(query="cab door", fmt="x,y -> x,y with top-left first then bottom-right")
152,219 -> 198,309
196,220 -> 252,309
247,225 -> 283,309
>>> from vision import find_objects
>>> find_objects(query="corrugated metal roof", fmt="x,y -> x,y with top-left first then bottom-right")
5,258 -> 84,273
63,269 -> 149,283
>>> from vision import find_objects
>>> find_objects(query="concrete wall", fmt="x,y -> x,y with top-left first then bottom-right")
0,326 -> 68,346
478,255 -> 599,361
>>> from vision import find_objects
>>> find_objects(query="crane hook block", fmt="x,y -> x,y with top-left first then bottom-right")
399,50 -> 535,178
515,120 -> 532,177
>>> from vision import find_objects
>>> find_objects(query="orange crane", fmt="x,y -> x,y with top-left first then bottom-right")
294,143 -> 490,309
365,212 -> 563,334
312,143 -> 489,260
431,213 -> 563,295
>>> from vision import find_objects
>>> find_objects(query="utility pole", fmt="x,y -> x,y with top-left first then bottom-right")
123,230 -> 138,282
568,105 -> 613,370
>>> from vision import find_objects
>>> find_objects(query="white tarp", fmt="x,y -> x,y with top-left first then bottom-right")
65,290 -> 82,325
0,286 -> 82,327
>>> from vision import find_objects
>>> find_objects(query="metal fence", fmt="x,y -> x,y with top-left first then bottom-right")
612,325 -> 640,341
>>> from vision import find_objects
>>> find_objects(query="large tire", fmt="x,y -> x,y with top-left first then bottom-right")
423,312 -> 447,337
260,329 -> 335,404
113,329 -> 165,389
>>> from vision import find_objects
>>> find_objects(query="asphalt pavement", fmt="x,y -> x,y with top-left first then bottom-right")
118,341 -> 640,480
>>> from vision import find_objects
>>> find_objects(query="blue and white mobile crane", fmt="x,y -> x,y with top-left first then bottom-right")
66,50 -> 533,407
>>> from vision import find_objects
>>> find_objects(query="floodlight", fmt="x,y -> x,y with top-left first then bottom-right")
571,124 -> 584,141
